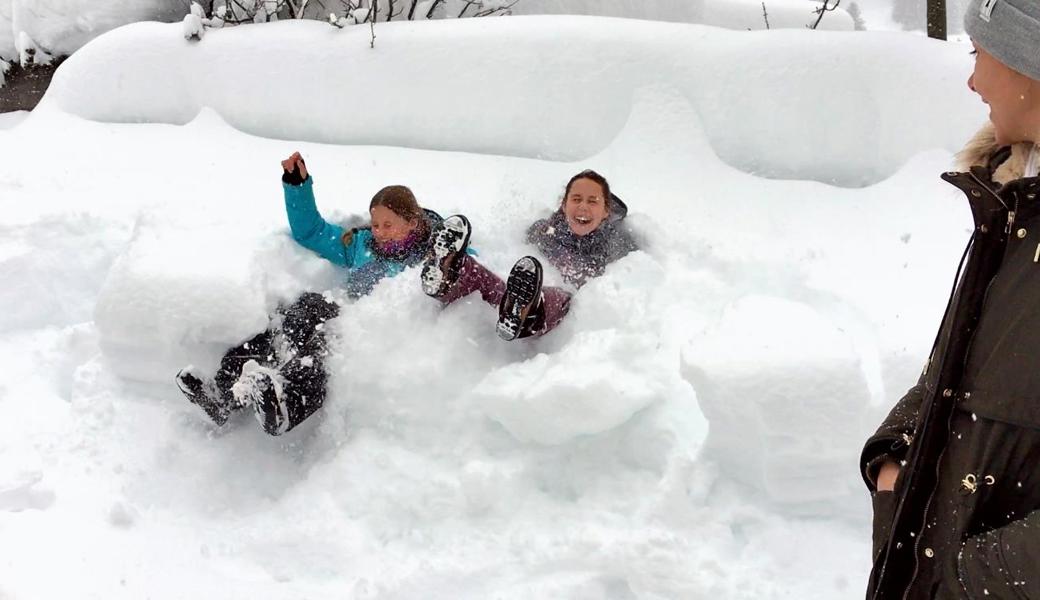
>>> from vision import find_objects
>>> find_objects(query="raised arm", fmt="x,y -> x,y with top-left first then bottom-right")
281,152 -> 351,267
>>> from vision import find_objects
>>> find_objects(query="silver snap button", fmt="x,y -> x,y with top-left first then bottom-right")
980,224 -> 989,233
943,388 -> 953,398
924,548 -> 934,558
1018,228 -> 1028,238
971,189 -> 982,197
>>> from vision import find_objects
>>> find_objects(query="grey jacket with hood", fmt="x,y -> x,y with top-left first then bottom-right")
525,194 -> 638,287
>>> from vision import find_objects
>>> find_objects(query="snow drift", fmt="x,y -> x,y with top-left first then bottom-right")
0,14 -> 990,599
41,18 -> 982,187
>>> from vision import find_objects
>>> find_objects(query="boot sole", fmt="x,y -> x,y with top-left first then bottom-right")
233,370 -> 289,436
421,215 -> 471,297
176,368 -> 230,426
497,256 -> 543,341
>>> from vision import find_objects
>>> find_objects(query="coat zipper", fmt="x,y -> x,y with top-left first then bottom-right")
900,177 -> 1013,600
902,406 -> 959,600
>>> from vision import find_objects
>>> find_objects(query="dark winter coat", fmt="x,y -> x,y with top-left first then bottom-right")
525,194 -> 638,287
862,125 -> 1040,600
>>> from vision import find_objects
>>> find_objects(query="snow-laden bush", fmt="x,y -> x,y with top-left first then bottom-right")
187,0 -> 519,28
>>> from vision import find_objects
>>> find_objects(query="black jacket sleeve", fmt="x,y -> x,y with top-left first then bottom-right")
859,374 -> 926,491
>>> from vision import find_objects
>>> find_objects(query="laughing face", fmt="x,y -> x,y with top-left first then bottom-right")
563,177 -> 610,237
968,42 -> 1040,146
370,205 -> 418,245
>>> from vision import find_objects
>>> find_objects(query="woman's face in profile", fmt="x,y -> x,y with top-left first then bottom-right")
968,42 -> 1040,146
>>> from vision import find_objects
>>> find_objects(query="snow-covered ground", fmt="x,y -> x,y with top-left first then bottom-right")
0,107 -> 25,126
0,16 -> 986,599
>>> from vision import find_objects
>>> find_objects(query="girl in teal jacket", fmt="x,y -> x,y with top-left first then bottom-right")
175,152 -> 442,435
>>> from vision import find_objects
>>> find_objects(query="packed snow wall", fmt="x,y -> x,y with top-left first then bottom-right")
41,18 -> 982,188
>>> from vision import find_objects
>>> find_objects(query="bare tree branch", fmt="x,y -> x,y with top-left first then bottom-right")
809,0 -> 839,29
191,0 -> 521,29
370,0 -> 377,46
425,0 -> 445,19
458,0 -> 479,18
473,0 -> 520,17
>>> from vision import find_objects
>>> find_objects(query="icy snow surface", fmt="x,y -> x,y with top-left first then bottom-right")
1,16 -> 985,599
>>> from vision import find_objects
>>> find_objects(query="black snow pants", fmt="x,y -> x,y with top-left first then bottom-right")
215,292 -> 340,434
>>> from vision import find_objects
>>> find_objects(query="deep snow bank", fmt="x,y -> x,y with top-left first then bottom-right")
0,0 -> 856,64
42,17 -> 983,187
78,82 -> 972,525
0,10 -> 993,597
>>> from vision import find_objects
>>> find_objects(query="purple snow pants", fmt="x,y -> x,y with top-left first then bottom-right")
439,255 -> 571,338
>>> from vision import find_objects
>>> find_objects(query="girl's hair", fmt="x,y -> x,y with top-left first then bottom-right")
370,185 -> 424,223
343,185 -> 426,247
563,170 -> 611,210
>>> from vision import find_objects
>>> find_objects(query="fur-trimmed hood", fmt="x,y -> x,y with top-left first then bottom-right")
955,122 -> 1040,185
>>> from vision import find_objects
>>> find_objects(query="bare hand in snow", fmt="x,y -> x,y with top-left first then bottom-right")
281,152 -> 308,180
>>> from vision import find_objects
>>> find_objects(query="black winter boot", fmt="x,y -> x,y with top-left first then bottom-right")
233,366 -> 289,436
421,215 -> 471,297
176,368 -> 231,426
497,256 -> 544,341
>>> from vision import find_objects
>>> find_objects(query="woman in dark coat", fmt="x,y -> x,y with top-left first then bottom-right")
862,2 -> 1040,598
421,170 -> 637,340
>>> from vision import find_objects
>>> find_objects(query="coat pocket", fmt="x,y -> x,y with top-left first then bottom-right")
871,491 -> 897,561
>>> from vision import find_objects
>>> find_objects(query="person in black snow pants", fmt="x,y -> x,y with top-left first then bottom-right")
420,169 -> 638,340
175,152 -> 444,435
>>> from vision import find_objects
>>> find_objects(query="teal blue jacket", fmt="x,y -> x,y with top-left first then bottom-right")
283,177 -> 435,297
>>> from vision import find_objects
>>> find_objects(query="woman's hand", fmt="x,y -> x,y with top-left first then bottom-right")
877,460 -> 901,492
281,151 -> 308,180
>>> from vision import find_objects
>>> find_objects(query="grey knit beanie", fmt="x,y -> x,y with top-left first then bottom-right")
965,0 -> 1040,81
